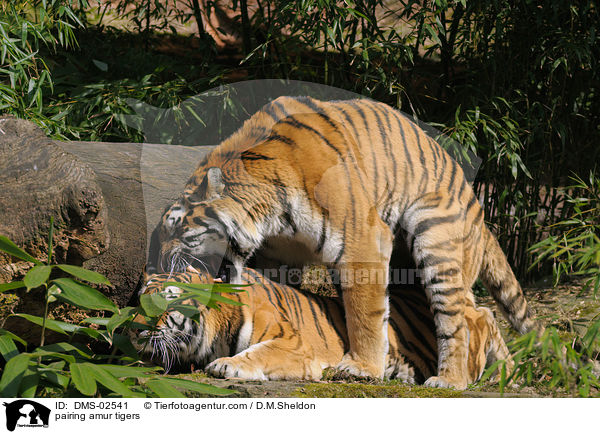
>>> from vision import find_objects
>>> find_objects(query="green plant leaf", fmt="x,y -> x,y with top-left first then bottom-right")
19,365 -> 39,398
158,377 -> 236,396
13,313 -> 70,335
70,363 -> 97,396
111,333 -> 143,360
0,236 -> 42,265
140,293 -> 167,317
24,265 -> 52,290
39,342 -> 93,359
38,366 -> 70,389
84,364 -> 141,397
81,317 -> 110,326
53,278 -> 118,312
0,281 -> 26,293
30,349 -> 76,364
98,364 -> 160,378
0,329 -> 26,346
170,303 -> 201,319
0,334 -> 19,362
56,264 -> 111,285
145,379 -> 186,398
0,353 -> 31,397
107,307 -> 137,335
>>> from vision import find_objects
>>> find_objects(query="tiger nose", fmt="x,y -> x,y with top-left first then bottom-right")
183,234 -> 196,244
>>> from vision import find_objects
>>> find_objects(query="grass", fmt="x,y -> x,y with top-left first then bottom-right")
293,382 -> 464,398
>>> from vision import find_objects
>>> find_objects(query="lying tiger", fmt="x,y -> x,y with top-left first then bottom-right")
131,267 -> 511,384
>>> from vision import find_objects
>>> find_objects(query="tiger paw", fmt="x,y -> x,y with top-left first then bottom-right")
205,357 -> 267,381
423,375 -> 467,390
334,354 -> 383,380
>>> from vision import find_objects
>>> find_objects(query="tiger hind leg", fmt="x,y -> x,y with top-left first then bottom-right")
403,193 -> 471,389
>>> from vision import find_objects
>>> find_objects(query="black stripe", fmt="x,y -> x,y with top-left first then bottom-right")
428,286 -> 463,296
288,288 -> 306,326
305,295 -> 327,340
321,298 -> 347,344
279,117 -> 343,158
277,284 -> 299,323
272,323 -> 285,339
436,322 -> 465,340
311,296 -> 330,349
389,296 -> 437,365
429,138 -> 439,178
414,213 -> 462,236
268,133 -> 296,146
256,325 -> 270,343
374,103 -> 399,221
240,151 -> 274,161
436,150 -> 448,191
347,101 -> 379,201
446,158 -> 459,200
272,100 -> 290,117
316,211 -> 327,252
407,121 -> 428,193
333,219 -> 347,263
262,103 -> 280,122
265,279 -> 290,320
369,103 -> 393,210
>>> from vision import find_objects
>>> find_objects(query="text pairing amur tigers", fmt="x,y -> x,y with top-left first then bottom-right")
148,96 -> 538,389
131,268 -> 511,384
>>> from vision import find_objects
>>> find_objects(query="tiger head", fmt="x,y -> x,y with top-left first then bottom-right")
151,166 -> 244,283
129,268 -> 221,371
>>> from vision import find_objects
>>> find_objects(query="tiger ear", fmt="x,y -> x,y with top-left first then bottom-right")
206,167 -> 225,197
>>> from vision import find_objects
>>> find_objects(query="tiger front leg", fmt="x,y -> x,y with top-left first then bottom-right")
334,221 -> 393,380
205,336 -> 324,381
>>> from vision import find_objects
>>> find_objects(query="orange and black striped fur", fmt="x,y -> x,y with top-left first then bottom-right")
131,268 -> 511,383
149,96 -> 537,389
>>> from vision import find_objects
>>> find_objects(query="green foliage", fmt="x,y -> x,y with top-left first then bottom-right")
0,221 -> 239,398
530,173 -> 600,294
481,323 -> 600,397
0,1 -> 85,132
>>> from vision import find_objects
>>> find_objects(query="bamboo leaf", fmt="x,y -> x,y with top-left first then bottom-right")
53,278 -> 118,312
0,236 -> 42,265
85,364 -> 141,397
145,379 -> 186,398
0,281 -> 26,293
70,363 -> 97,396
0,353 -> 31,397
157,377 -> 236,396
56,264 -> 111,285
140,293 -> 167,317
24,265 -> 51,290
0,334 -> 19,362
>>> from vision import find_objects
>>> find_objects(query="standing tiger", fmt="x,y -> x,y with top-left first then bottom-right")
131,268 -> 511,384
149,96 -> 537,389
